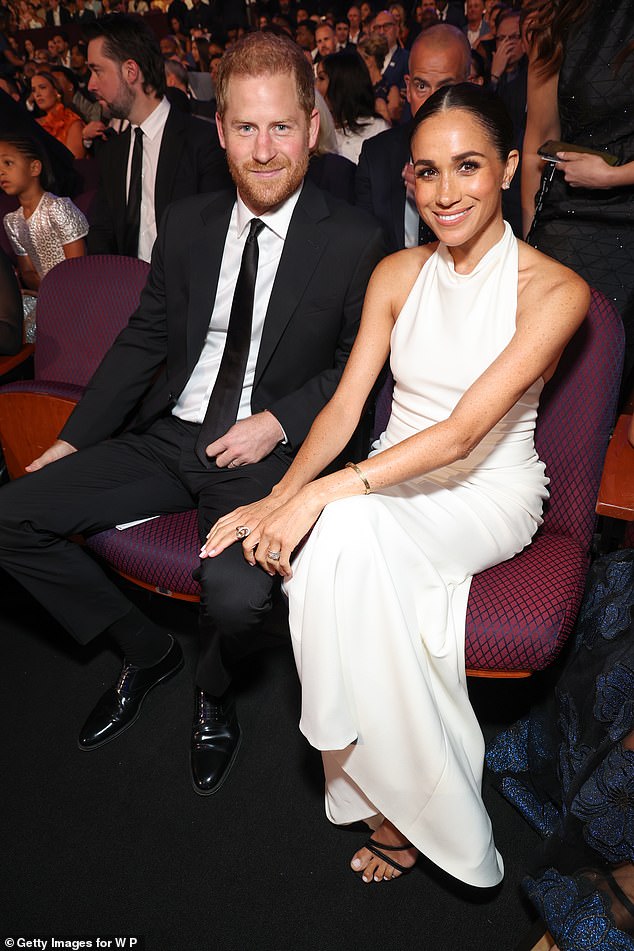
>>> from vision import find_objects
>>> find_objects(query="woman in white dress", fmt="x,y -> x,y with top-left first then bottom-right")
202,84 -> 589,887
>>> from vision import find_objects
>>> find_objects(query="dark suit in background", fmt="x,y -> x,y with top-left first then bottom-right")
355,123 -> 412,254
87,107 -> 231,255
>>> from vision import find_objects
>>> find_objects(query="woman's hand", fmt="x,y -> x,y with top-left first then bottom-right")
201,486 -> 324,579
555,152 -> 620,189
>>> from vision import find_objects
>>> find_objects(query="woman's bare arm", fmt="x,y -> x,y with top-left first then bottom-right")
521,55 -> 560,238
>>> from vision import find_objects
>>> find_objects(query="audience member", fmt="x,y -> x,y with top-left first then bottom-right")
434,0 -> 465,28
45,0 -> 71,26
355,23 -> 470,252
84,14 -> 230,261
317,51 -> 390,164
201,81 -> 588,891
73,0 -> 97,22
164,57 -> 214,121
50,64 -> 101,123
295,20 -> 316,56
0,31 -> 384,801
464,0 -> 488,47
521,0 -> 634,400
314,22 -> 336,62
32,71 -> 85,158
0,133 -> 87,290
357,33 -> 400,125
371,9 -> 408,93
347,4 -> 364,44
334,18 -> 352,51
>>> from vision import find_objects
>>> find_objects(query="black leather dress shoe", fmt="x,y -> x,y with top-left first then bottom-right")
191,688 -> 241,796
78,637 -> 184,750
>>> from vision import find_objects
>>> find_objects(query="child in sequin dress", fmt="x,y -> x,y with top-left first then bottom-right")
0,134 -> 88,295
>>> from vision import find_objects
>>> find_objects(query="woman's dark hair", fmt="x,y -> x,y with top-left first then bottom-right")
321,51 -> 377,132
192,36 -> 211,72
409,82 -> 515,162
0,133 -> 56,191
83,14 -> 166,98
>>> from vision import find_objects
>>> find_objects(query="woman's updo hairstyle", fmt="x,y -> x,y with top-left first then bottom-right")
409,82 -> 515,163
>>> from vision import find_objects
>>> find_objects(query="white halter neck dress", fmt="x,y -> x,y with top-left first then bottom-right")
285,223 -> 549,887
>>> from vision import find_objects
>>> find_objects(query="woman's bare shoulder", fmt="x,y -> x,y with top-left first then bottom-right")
517,239 -> 590,318
370,243 -> 438,315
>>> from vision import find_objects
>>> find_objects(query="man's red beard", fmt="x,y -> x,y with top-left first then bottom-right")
226,151 -> 309,214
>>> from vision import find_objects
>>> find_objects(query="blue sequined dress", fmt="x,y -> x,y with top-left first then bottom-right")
487,550 -> 634,949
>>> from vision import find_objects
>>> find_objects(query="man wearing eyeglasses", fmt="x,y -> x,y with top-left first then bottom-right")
355,24 -> 471,254
371,9 -> 408,93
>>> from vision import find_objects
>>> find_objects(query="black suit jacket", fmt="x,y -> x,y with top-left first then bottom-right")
355,123 -> 412,254
62,182 -> 385,454
45,6 -> 72,23
87,105 -> 232,255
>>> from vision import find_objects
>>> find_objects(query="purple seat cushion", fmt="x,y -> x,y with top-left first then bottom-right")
88,510 -> 201,598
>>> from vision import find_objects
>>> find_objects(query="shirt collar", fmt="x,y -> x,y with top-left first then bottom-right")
135,96 -> 170,141
235,183 -> 303,241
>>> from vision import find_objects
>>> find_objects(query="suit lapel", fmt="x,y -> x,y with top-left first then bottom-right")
154,108 -> 185,225
186,190 -> 235,369
253,182 -> 330,388
390,123 -> 411,249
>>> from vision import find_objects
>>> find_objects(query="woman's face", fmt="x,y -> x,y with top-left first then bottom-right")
24,38 -> 35,56
31,74 -> 59,112
411,108 -> 517,254
315,65 -> 329,101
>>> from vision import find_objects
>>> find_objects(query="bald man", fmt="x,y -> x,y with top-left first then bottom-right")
355,24 -> 471,254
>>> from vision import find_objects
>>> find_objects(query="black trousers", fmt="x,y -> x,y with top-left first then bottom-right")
0,415 -> 290,695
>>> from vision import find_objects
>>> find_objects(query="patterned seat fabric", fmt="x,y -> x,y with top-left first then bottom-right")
89,289 -> 624,674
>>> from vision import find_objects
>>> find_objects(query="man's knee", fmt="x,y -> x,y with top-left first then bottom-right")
197,553 -> 275,633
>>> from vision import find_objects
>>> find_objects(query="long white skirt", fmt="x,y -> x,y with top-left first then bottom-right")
285,477 -> 542,888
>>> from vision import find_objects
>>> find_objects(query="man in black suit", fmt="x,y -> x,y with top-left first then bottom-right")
0,32 -> 383,797
45,0 -> 72,26
84,15 -> 230,261
355,24 -> 470,253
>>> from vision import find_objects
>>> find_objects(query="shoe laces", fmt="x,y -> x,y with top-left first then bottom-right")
197,692 -> 224,722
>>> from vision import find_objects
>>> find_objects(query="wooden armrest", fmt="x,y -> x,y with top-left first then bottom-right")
0,391 -> 77,479
596,413 -> 634,520
0,344 -> 35,379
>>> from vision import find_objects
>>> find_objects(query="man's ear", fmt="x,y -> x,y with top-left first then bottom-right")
216,113 -> 226,149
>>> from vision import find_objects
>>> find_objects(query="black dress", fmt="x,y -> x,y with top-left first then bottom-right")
530,0 -> 634,390
487,550 -> 634,949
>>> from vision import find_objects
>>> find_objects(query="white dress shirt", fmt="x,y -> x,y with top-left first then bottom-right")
126,96 -> 170,263
173,187 -> 303,427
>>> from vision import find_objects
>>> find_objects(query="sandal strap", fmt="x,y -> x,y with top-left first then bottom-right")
367,838 -> 414,852
605,869 -> 634,920
364,840 -> 413,875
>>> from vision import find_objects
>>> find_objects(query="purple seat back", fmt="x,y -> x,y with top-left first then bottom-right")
34,255 -> 150,386
374,288 -> 624,549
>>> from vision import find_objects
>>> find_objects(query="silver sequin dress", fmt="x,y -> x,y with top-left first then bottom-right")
3,192 -> 88,280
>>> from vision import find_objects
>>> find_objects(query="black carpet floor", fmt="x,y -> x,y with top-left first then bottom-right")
2,572 -> 551,951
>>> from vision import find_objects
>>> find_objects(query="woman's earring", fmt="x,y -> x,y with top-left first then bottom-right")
502,181 -> 510,190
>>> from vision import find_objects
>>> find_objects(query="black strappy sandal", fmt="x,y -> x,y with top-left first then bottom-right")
358,837 -> 416,878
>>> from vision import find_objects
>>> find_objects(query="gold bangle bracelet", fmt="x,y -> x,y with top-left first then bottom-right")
345,461 -> 371,495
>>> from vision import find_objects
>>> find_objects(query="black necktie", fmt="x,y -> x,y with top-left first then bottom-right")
195,218 -> 265,467
124,126 -> 143,257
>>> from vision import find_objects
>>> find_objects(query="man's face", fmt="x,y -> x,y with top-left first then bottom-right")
371,12 -> 398,49
53,34 -> 68,55
466,0 -> 484,21
495,15 -> 524,69
160,36 -> 177,57
335,21 -> 349,44
405,38 -> 468,115
295,24 -> 314,51
216,73 -> 319,217
87,36 -> 134,120
70,45 -> 86,70
347,5 -> 360,28
315,25 -> 336,57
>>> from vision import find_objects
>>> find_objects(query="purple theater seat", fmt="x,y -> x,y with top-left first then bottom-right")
87,289 -> 624,677
0,255 -> 150,478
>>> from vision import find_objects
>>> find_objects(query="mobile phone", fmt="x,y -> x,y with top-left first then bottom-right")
538,139 -> 618,166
